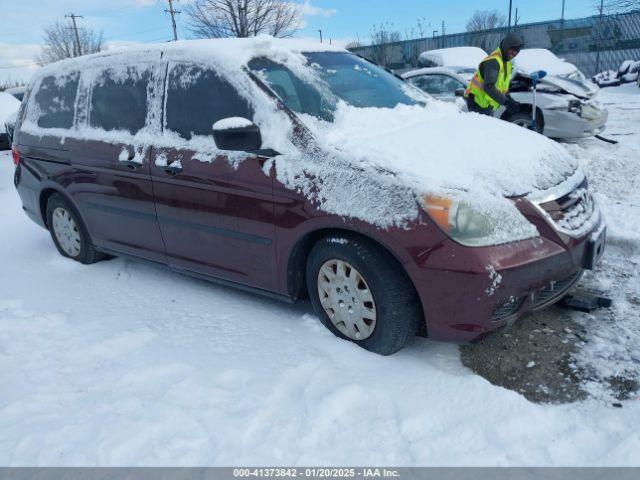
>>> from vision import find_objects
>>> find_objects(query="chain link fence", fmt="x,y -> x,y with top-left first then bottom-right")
349,9 -> 640,77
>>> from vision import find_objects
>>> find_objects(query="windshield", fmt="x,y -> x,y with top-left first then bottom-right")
248,52 -> 424,121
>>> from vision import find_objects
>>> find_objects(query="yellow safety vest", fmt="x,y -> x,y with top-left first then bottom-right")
465,48 -> 512,110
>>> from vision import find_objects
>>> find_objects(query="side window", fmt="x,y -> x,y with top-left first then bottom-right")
33,72 -> 79,129
409,75 -> 444,94
441,76 -> 465,94
165,64 -> 253,140
257,68 -> 302,112
90,66 -> 150,134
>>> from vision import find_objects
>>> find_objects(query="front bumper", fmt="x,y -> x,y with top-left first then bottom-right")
542,108 -> 608,140
396,205 -> 604,343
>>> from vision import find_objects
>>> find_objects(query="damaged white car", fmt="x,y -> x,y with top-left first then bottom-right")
405,47 -> 608,140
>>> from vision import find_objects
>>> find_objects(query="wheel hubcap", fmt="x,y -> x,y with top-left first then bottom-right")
317,259 -> 377,340
52,207 -> 81,257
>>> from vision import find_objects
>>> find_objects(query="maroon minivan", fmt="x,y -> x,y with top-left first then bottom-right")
12,38 -> 605,355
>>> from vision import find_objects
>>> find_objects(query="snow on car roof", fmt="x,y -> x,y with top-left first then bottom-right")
34,36 -> 345,80
418,47 -> 487,69
513,49 -> 578,76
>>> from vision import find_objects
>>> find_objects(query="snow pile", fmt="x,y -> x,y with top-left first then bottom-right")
513,49 -> 579,77
563,83 -> 640,400
418,47 -> 487,69
0,92 -> 20,134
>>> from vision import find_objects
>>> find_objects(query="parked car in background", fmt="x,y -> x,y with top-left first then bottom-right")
12,38 -> 605,355
417,47 -> 485,82
402,67 -> 467,104
4,110 -> 18,147
4,85 -> 27,101
404,48 -> 609,140
616,60 -> 640,84
0,91 -> 21,150
512,49 -> 599,96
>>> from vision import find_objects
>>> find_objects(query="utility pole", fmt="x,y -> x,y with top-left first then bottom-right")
65,13 -> 83,57
441,20 -> 445,48
515,8 -> 520,26
559,0 -> 566,53
318,29 -> 323,43
508,0 -> 513,30
165,0 -> 180,41
595,0 -> 604,73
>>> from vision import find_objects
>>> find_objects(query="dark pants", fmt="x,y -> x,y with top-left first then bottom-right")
466,95 -> 494,116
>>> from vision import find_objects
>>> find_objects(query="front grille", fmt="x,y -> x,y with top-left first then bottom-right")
538,179 -> 600,237
532,271 -> 582,308
491,296 -> 524,322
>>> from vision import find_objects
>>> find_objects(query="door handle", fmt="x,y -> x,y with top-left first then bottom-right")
164,164 -> 183,175
122,160 -> 143,170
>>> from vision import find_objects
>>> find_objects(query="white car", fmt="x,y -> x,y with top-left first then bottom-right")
403,65 -> 608,140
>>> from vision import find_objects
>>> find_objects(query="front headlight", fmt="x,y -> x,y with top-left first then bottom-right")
580,104 -> 602,121
420,195 -> 503,247
568,99 -> 582,114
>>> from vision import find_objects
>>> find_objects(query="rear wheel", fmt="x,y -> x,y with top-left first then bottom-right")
46,193 -> 104,264
306,235 -> 422,355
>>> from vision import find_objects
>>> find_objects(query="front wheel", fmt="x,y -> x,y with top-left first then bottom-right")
306,235 -> 422,355
507,111 -> 543,134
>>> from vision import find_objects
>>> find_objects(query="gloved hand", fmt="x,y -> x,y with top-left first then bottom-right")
505,97 -> 520,114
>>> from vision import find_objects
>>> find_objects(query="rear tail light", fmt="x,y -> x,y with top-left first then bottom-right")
11,146 -> 19,166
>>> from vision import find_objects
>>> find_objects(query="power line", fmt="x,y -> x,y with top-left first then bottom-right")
65,13 -> 84,57
164,0 -> 180,41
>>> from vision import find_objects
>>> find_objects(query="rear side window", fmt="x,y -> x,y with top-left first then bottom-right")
165,64 -> 253,140
90,66 -> 150,134
33,72 -> 79,129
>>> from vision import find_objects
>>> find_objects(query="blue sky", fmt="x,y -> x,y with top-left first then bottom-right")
0,0 -> 598,83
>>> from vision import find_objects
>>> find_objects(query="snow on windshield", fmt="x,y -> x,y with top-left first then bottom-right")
20,36 -> 579,245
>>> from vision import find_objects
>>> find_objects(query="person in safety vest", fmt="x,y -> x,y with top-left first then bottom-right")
465,33 -> 524,116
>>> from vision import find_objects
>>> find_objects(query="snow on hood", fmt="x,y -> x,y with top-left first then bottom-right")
0,92 -> 20,134
513,49 -> 579,77
288,99 -> 578,243
419,47 -> 487,69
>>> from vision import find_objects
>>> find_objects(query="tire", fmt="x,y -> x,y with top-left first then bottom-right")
507,111 -> 543,134
45,193 -> 104,264
306,234 -> 422,355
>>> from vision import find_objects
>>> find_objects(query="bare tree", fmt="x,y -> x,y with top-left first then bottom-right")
185,0 -> 302,38
465,10 -> 507,52
37,20 -> 103,65
369,22 -> 401,67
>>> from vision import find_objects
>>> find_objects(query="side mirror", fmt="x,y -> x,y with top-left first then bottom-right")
212,117 -> 262,152
529,70 -> 547,82
454,88 -> 465,97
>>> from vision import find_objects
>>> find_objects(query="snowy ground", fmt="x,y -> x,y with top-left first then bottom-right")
1,83 -> 639,466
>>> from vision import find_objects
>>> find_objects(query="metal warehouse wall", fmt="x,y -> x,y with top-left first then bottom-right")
350,10 -> 640,77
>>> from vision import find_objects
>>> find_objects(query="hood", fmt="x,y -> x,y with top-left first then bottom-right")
293,100 -> 578,238
538,75 -> 595,99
